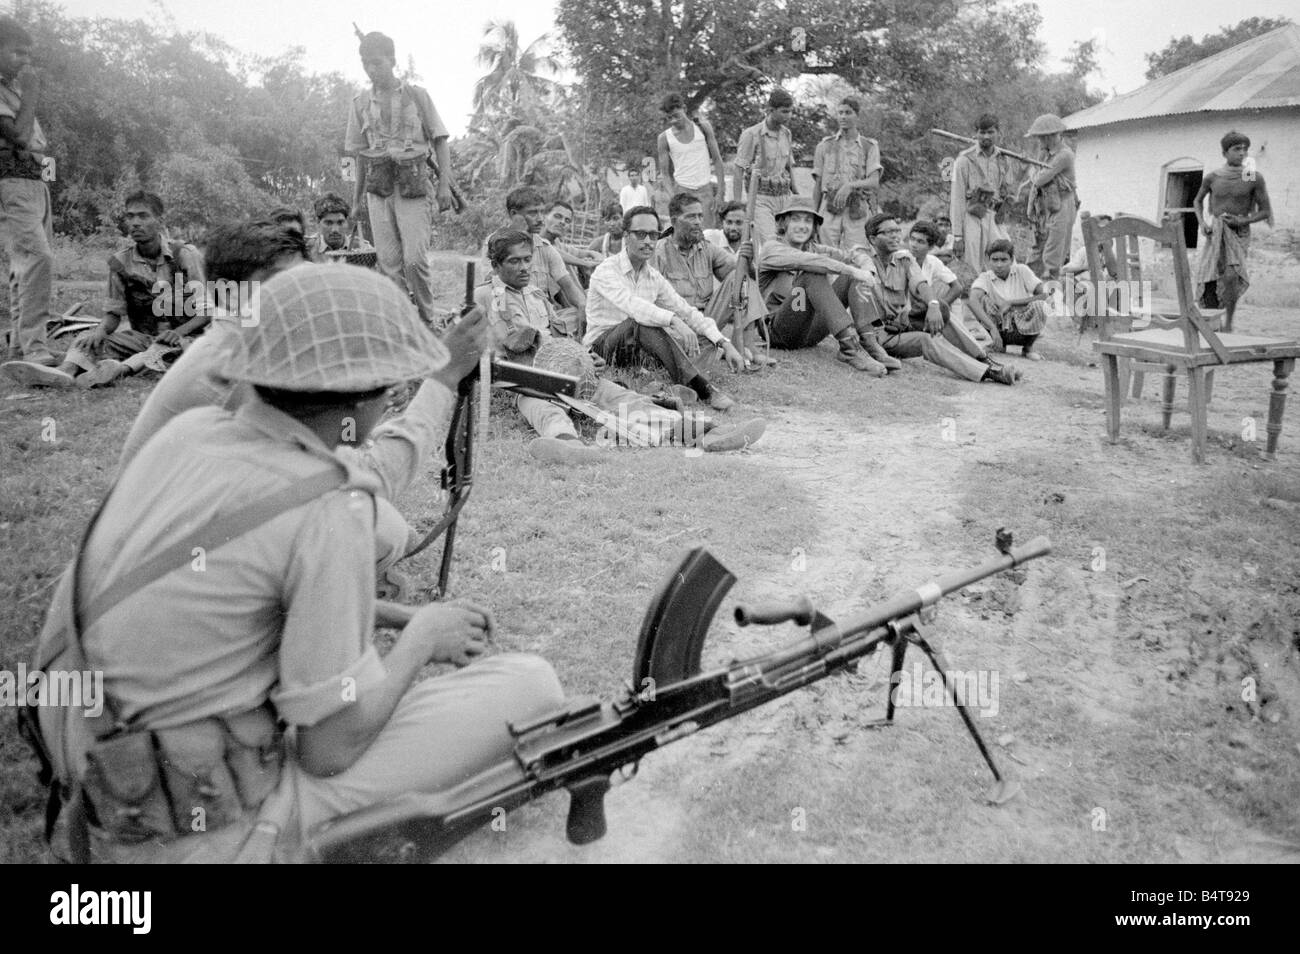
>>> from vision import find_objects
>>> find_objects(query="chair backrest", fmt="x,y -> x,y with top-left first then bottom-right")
1080,210 -> 1231,363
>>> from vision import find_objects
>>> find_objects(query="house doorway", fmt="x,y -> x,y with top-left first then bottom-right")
1158,158 -> 1203,250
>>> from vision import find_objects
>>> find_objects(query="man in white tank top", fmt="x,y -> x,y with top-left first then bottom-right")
657,92 -> 726,227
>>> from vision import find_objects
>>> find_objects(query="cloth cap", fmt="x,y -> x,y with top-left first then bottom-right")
533,338 -> 599,402
222,264 -> 448,392
774,196 -> 824,226
1024,114 -> 1066,137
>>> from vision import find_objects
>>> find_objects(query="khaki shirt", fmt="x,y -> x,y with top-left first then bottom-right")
474,275 -> 555,356
812,132 -> 881,198
345,83 -> 448,158
79,399 -> 404,731
735,121 -> 793,190
654,236 -> 734,310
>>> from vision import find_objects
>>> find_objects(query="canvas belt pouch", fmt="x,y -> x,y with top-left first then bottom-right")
80,706 -> 283,845
366,157 -> 397,198
757,174 -> 791,196
966,188 -> 995,220
395,157 -> 430,199
501,326 -> 541,355
0,147 -> 43,180
1039,181 -> 1062,214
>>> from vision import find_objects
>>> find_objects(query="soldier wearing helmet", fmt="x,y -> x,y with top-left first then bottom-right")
1023,113 -> 1077,280
30,264 -> 565,862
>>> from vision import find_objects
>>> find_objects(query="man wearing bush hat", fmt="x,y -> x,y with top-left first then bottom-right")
32,264 -> 565,861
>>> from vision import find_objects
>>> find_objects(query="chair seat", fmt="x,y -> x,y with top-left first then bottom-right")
1095,327 -> 1300,365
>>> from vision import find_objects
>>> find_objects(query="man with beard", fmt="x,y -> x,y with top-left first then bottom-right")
948,113 -> 1012,276
655,192 -> 769,367
704,200 -> 746,253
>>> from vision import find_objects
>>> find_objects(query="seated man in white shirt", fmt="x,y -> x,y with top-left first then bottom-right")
584,206 -> 746,411
907,218 -> 991,348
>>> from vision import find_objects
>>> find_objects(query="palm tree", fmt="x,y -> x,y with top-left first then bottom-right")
472,20 -> 561,117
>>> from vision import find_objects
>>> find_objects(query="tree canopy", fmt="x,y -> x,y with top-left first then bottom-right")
1144,16 -> 1293,80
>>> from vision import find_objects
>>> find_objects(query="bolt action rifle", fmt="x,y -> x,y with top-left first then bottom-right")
305,531 -> 1051,862
929,128 -> 1051,170
397,261 -> 580,597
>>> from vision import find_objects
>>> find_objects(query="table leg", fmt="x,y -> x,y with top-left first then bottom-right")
1264,357 -> 1294,461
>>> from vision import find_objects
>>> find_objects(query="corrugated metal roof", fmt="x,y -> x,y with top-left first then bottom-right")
1065,24 -> 1300,130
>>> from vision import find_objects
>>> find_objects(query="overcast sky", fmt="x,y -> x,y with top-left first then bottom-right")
60,0 -> 1298,137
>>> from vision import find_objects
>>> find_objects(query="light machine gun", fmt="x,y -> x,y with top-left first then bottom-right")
309,532 -> 1051,862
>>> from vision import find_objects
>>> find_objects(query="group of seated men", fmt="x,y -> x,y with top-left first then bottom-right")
1,190 -> 372,389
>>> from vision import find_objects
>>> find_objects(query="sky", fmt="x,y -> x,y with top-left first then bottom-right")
57,0 -> 1299,137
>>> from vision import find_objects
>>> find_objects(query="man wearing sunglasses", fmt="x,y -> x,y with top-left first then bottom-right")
585,205 -> 745,411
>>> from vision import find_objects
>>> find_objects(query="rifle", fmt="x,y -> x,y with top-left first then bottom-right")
930,128 -> 1050,170
399,262 -> 479,598
730,166 -> 762,361
302,531 -> 1051,862
398,263 -> 584,594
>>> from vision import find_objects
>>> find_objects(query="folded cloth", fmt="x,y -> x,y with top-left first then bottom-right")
1194,217 -> 1250,309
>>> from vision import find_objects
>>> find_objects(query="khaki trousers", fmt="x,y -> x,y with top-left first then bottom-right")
368,192 -> 435,323
0,178 -> 54,356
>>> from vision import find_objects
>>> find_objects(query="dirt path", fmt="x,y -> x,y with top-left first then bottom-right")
443,338 -> 1299,863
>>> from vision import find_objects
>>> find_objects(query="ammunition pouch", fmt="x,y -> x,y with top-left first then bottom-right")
966,188 -> 998,220
0,147 -> 43,180
757,175 -> 792,197
1039,181 -> 1062,215
79,705 -> 283,849
365,158 -> 396,198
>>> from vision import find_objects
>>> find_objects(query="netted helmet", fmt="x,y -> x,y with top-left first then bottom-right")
533,337 -> 599,401
1024,114 -> 1066,137
222,264 -> 448,392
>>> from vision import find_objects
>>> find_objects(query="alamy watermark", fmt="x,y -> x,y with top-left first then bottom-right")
1042,275 -> 1154,321
890,662 -> 1000,718
0,664 -> 105,717
150,278 -> 263,327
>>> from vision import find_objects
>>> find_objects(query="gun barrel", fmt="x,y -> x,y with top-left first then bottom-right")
929,128 -> 1051,169
840,535 -> 1050,640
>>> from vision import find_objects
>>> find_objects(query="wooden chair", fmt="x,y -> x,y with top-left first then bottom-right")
1083,211 -> 1299,464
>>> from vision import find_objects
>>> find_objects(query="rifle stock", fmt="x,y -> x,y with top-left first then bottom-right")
304,533 -> 1050,862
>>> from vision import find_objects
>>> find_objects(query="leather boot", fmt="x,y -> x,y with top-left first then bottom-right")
859,328 -> 902,371
833,328 -> 886,376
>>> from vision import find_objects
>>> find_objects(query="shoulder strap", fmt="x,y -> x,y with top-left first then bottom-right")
79,468 -> 347,633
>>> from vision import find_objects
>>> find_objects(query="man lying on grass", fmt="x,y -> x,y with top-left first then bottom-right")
3,191 -> 208,389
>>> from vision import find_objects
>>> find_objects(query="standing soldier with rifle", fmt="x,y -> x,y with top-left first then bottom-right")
943,114 -> 1022,276
345,29 -> 452,324
1022,113 -> 1077,281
